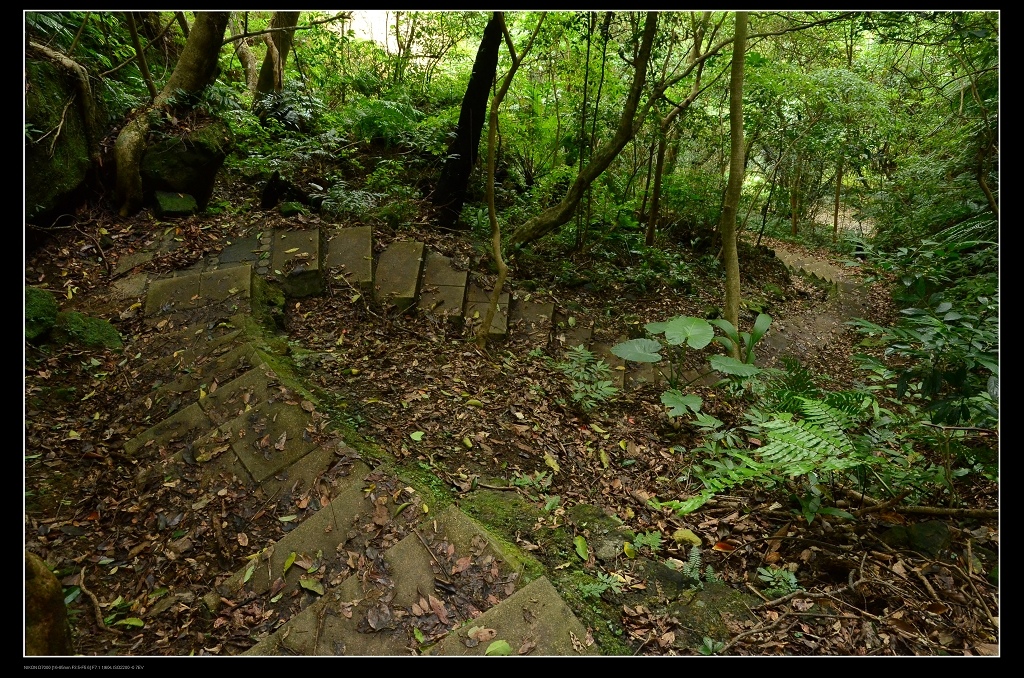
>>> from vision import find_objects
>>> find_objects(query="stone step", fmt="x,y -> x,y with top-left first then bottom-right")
143,264 -> 254,317
464,284 -> 509,337
591,340 -> 626,390
270,229 -> 323,297
242,505 -> 527,656
375,241 -> 425,312
509,299 -> 554,347
210,460 -> 375,606
425,576 -> 597,656
417,251 -> 467,318
553,312 -> 593,352
325,226 -> 374,291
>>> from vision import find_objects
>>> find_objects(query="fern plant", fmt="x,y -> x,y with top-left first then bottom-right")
554,345 -> 618,413
653,395 -> 879,515
675,547 -> 722,589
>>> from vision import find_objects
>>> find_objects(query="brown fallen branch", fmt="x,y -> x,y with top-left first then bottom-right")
897,505 -> 997,519
841,486 -> 997,519
79,566 -> 123,635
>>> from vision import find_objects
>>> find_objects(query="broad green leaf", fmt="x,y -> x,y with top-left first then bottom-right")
672,493 -> 713,515
413,627 -> 426,643
750,314 -> 772,345
987,375 -> 998,400
710,318 -> 740,343
410,431 -> 425,441
661,390 -> 702,418
574,535 -> 589,560
299,578 -> 325,595
672,528 -> 702,547
663,317 -> 714,349
623,542 -> 637,558
114,617 -> 145,628
485,640 -> 512,656
817,507 -> 855,520
710,355 -> 761,377
283,551 -> 297,574
243,560 -> 256,584
645,320 -> 670,334
611,338 -> 663,363
64,587 -> 81,605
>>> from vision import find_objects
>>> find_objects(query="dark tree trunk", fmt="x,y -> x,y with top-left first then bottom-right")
254,11 -> 300,104
433,12 -> 503,230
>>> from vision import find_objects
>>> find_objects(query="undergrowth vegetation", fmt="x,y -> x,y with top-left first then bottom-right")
24,10 -> 998,656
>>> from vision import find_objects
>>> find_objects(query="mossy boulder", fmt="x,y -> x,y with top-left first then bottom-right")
25,552 -> 72,655
154,190 -> 199,218
52,311 -> 123,350
25,287 -> 60,341
141,117 -> 233,209
25,59 -> 93,225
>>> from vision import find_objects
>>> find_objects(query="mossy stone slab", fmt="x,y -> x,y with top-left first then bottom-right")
270,229 -> 323,297
465,284 -> 509,336
124,402 -> 213,457
375,240 -> 424,311
144,273 -> 202,317
427,576 -> 598,656
221,400 -> 318,482
218,460 -> 373,600
325,226 -> 373,290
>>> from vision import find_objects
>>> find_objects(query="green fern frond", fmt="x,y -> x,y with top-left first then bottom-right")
666,396 -> 878,515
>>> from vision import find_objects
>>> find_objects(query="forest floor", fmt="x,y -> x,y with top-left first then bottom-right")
24,178 -> 999,656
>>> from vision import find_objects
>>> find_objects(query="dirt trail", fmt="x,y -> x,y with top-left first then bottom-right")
755,237 -> 876,379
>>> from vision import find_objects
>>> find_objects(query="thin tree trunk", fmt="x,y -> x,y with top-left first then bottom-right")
719,11 -> 748,351
476,15 -> 545,347
832,157 -> 844,242
574,14 -> 594,249
645,131 -> 667,245
790,156 -> 802,236
254,11 -> 300,101
125,12 -> 157,99
175,11 -> 190,38
509,12 -> 658,248
229,13 -> 259,93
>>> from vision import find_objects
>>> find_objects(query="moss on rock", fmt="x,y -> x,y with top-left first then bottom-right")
25,287 -> 60,341
52,311 -> 122,350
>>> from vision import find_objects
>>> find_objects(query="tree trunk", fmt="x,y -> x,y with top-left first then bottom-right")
433,13 -> 503,230
26,41 -> 104,169
718,11 -> 747,352
229,13 -> 259,93
645,130 -> 668,245
790,155 -> 802,236
476,14 -> 544,347
832,157 -> 844,242
508,12 -> 658,249
125,12 -> 158,99
254,11 -> 300,103
114,11 -> 229,216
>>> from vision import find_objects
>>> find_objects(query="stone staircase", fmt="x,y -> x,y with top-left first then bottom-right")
205,223 -> 681,387
118,224 -> 597,656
